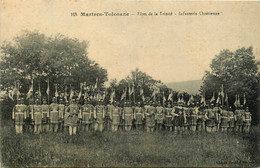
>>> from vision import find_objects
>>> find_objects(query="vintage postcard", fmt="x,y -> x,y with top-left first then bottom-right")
0,0 -> 259,167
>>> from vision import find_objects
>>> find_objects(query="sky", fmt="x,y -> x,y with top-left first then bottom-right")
1,0 -> 260,85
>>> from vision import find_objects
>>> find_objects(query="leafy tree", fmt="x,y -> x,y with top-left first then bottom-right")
0,30 -> 108,100
201,47 -> 260,125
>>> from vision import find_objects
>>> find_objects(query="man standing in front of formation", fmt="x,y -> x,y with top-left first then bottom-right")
111,101 -> 121,132
183,103 -> 190,133
145,101 -> 156,132
155,101 -> 164,131
243,107 -> 251,133
94,99 -> 105,132
81,98 -> 94,131
212,103 -> 221,132
67,96 -> 80,135
123,101 -> 134,131
41,97 -> 50,133
50,97 -> 59,132
134,102 -> 144,130
12,97 -> 27,134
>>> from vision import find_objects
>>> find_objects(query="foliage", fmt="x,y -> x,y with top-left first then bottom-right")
201,47 -> 260,124
0,30 -> 108,99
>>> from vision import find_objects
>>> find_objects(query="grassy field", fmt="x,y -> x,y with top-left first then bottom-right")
1,102 -> 260,167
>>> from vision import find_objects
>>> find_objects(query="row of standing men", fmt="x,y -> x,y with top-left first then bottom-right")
13,96 -> 252,135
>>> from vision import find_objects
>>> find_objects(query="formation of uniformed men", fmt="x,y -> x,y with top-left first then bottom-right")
12,94 -> 252,136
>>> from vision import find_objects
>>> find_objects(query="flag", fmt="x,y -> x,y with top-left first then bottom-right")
55,84 -> 59,97
225,93 -> 228,102
26,79 -> 33,99
78,90 -> 82,100
234,95 -> 238,107
168,90 -> 172,101
140,88 -> 144,101
94,78 -> 98,89
243,93 -> 246,105
210,92 -> 215,103
12,82 -> 17,97
70,89 -> 74,100
163,91 -> 166,103
121,88 -> 126,101
64,86 -> 68,102
8,90 -> 14,101
84,91 -> 89,100
237,95 -> 241,107
188,95 -> 194,106
221,84 -> 225,97
110,90 -> 115,103
46,79 -> 50,96
216,92 -> 221,104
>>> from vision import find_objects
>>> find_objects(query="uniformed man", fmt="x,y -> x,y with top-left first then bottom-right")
67,96 -> 80,135
81,98 -> 94,131
33,97 -> 42,134
123,101 -> 134,131
173,102 -> 185,134
243,107 -> 251,133
41,98 -> 50,133
197,103 -> 206,132
155,101 -> 164,131
164,102 -> 174,131
205,104 -> 217,133
134,102 -> 144,130
106,102 -> 114,131
144,101 -> 156,132
63,100 -> 70,133
190,103 -> 198,132
111,101 -> 121,132
234,106 -> 244,133
94,99 -> 106,132
220,107 -> 229,133
27,97 -> 34,133
183,104 -> 190,132
49,97 -> 59,132
227,106 -> 235,132
12,97 -> 27,134
212,103 -> 221,132
58,98 -> 65,131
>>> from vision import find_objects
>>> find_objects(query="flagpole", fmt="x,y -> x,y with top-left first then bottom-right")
48,79 -> 50,105
222,85 -> 224,109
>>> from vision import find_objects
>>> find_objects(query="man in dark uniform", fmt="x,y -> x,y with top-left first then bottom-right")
81,98 -> 94,131
27,97 -> 35,133
50,97 -> 59,132
12,97 -> 27,134
155,101 -> 165,131
134,101 -> 144,130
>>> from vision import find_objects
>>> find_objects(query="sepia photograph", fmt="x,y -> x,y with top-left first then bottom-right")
0,0 -> 260,167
